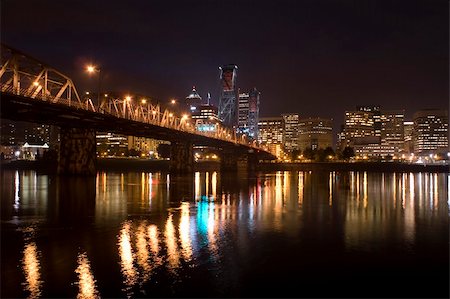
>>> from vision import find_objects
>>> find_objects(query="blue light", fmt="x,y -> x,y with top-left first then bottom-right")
196,124 -> 216,132
197,201 -> 209,235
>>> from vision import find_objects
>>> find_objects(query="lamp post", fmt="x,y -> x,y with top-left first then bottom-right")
86,65 -> 102,107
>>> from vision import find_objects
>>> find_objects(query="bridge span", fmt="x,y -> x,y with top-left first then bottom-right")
0,44 -> 275,175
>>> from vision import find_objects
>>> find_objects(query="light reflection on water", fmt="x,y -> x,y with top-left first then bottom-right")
1,170 -> 448,298
21,227 -> 42,299
75,252 -> 99,299
179,203 -> 193,262
164,213 -> 180,271
118,221 -> 137,297
135,222 -> 152,283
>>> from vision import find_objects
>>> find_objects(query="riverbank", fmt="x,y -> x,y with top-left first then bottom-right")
97,158 -> 221,172
0,158 -> 221,173
1,158 -> 448,173
257,161 -> 450,173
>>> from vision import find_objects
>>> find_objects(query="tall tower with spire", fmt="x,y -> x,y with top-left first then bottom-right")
218,64 -> 238,127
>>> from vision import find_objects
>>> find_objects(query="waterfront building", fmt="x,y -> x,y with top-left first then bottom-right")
341,109 -> 376,151
340,105 -> 405,158
336,125 -> 346,151
298,117 -> 333,151
353,144 -> 395,159
96,132 -> 129,156
403,121 -> 414,154
380,110 -> 404,155
127,136 -> 163,157
24,124 -> 51,145
282,113 -> 299,152
258,117 -> 284,157
413,109 -> 449,156
357,105 -> 381,137
0,120 -> 16,146
0,120 -> 58,148
20,142 -> 50,160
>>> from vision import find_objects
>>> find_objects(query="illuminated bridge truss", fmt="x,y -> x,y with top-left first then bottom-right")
0,44 -> 84,107
0,43 -> 273,153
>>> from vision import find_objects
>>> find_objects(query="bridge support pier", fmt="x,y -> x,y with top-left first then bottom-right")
220,149 -> 238,172
237,152 -> 257,173
170,141 -> 193,174
57,127 -> 97,176
221,149 -> 257,174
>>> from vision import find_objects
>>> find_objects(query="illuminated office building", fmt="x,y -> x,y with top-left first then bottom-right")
341,109 -> 376,151
258,117 -> 284,157
238,88 -> 260,139
403,121 -> 414,154
185,86 -> 203,113
413,109 -> 448,155
282,113 -> 299,152
380,110 -> 404,155
192,104 -> 220,133
96,132 -> 129,156
298,117 -> 333,151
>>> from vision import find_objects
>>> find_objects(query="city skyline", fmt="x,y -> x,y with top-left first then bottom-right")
1,2 -> 449,298
2,0 -> 448,129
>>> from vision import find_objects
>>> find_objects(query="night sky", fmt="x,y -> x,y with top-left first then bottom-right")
2,0 -> 449,130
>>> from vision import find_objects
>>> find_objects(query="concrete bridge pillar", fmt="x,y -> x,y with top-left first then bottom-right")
237,152 -> 258,173
57,127 -> 97,176
170,141 -> 193,174
220,149 -> 238,172
221,149 -> 258,173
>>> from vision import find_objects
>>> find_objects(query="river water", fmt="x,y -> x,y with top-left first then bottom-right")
1,170 -> 448,298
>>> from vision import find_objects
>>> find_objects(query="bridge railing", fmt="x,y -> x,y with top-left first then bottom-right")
1,84 -> 97,112
0,43 -> 275,154
1,83 -> 273,152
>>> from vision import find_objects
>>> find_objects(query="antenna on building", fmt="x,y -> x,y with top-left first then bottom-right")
207,92 -> 211,105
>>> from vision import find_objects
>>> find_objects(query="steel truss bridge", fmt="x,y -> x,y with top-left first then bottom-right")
0,44 -> 275,162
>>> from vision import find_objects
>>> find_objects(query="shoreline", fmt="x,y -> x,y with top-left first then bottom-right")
257,161 -> 449,173
1,158 -> 448,173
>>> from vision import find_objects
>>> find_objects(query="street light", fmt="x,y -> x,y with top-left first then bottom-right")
85,64 -> 102,107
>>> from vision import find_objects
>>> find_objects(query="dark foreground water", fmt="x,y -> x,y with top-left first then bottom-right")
1,170 -> 448,298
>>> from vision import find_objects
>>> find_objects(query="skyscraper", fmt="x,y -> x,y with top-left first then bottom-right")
192,104 -> 220,133
341,109 -> 376,150
218,64 -> 238,127
247,88 -> 260,140
185,86 -> 203,113
357,105 -> 381,137
380,110 -> 404,155
403,121 -> 414,154
238,91 -> 249,134
413,109 -> 449,155
258,117 -> 284,157
238,88 -> 260,139
282,113 -> 299,152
